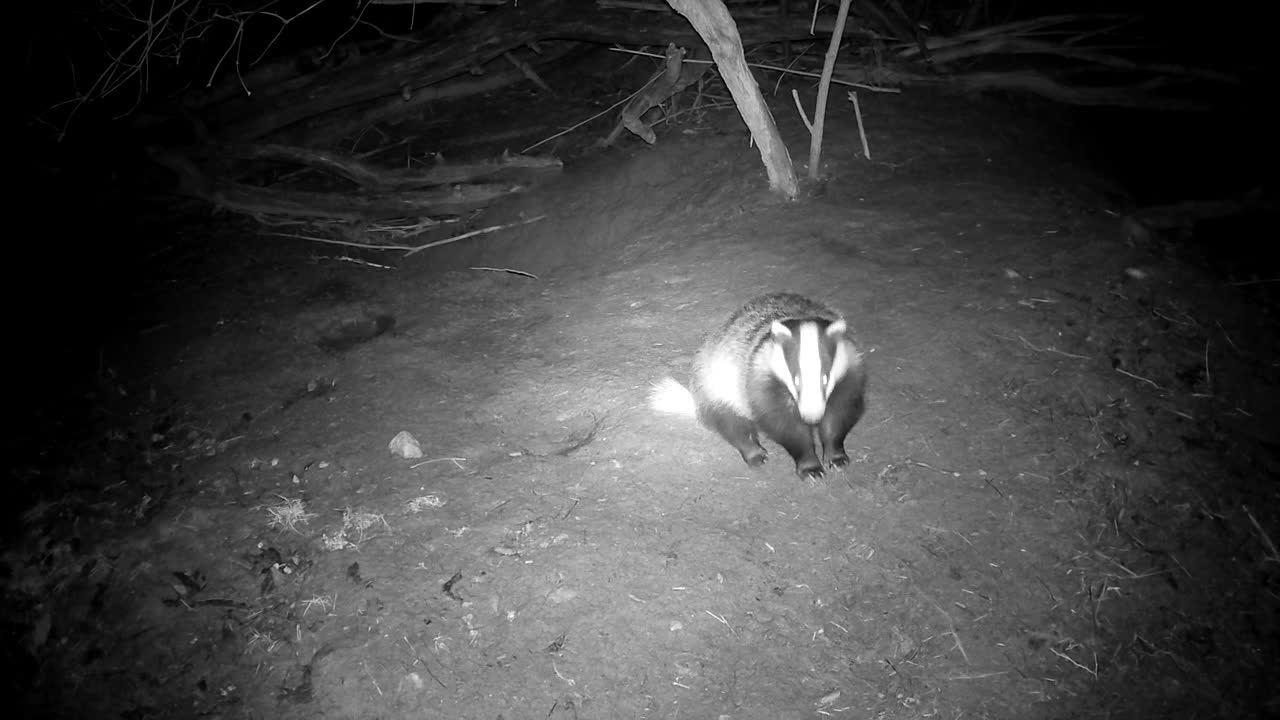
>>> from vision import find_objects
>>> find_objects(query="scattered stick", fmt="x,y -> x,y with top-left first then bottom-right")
1203,339 -> 1212,395
847,90 -> 871,160
1216,321 -> 1242,355
503,50 -> 553,93
1037,576 -> 1059,606
1244,505 -> 1280,563
982,474 -> 1005,499
1014,335 -> 1089,359
523,82 -> 653,153
1050,646 -> 1099,679
909,459 -> 962,477
790,88 -> 813,132
404,215 -> 546,256
704,609 -> 737,636
271,231 -> 411,250
362,660 -> 384,696
1115,366 -> 1162,390
410,457 -> 468,470
770,40 -> 819,95
1167,552 -> 1193,579
930,600 -> 970,664
471,266 -> 539,279
420,658 -> 447,689
943,671 -> 1009,680
552,660 -> 576,686
1093,551 -> 1167,579
314,255 -> 395,269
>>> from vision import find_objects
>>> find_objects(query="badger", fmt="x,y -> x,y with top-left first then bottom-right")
649,292 -> 867,480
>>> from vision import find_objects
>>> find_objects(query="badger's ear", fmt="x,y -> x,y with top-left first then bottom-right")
770,321 -> 792,340
826,320 -> 847,338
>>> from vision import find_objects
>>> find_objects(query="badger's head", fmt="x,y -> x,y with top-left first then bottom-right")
768,318 -> 854,424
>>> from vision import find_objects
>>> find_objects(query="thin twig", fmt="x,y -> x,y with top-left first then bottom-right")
410,457 -> 467,470
608,46 -> 902,93
471,266 -> 538,279
268,231 -> 415,251
1244,505 -> 1280,562
770,41 -> 818,95
910,460 -> 962,478
403,637 -> 447,688
790,88 -> 813,132
924,597 -> 969,664
523,76 -> 658,153
404,215 -> 546,256
847,90 -> 871,160
1115,367 -> 1162,390
314,255 -> 394,269
362,660 -> 383,696
1016,335 -> 1089,359
1203,338 -> 1212,394
1094,551 -> 1166,579
552,660 -> 575,686
1216,321 -> 1241,355
943,671 -> 1009,680
704,609 -> 737,636
1050,646 -> 1098,679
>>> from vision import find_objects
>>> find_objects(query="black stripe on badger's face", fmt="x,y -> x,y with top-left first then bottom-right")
769,319 -> 844,424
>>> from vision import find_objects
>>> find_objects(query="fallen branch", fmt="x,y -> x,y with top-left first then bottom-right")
209,181 -> 525,222
270,215 -> 546,254
1123,188 -> 1273,242
220,145 -> 562,189
950,71 -> 1210,111
604,43 -> 710,146
152,145 -> 561,227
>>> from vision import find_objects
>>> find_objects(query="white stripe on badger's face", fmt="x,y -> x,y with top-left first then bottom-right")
795,321 -> 826,423
825,320 -> 850,400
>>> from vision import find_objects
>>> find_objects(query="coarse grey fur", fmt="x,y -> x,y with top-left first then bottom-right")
664,292 -> 868,480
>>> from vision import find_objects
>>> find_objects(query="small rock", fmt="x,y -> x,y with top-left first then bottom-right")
547,588 -> 577,604
388,431 -> 423,459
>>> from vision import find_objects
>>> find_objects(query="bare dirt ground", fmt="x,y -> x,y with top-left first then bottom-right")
7,66 -> 1279,719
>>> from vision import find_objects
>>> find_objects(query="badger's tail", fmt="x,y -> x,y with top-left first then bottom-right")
648,377 -> 698,418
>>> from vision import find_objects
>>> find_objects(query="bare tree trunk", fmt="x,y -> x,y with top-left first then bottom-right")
664,0 -> 798,199
808,0 -> 853,180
